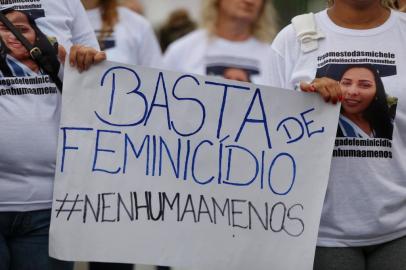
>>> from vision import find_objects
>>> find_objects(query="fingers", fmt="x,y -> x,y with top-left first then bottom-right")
314,83 -> 331,102
328,82 -> 341,104
83,50 -> 95,71
69,45 -> 106,72
300,81 -> 316,92
69,44 -> 80,68
301,78 -> 343,104
94,51 -> 106,64
313,81 -> 336,103
75,46 -> 87,71
58,44 -> 66,64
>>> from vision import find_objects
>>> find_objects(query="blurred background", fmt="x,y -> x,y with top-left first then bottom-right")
136,0 -> 326,29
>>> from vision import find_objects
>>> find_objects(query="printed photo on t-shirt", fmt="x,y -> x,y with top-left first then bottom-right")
95,29 -> 115,50
316,63 -> 398,140
315,51 -> 399,159
205,55 -> 260,83
0,5 -> 60,95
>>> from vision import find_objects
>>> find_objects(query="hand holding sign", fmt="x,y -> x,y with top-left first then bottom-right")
50,61 -> 340,270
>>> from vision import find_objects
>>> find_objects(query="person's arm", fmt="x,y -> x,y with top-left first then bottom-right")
269,25 -> 297,90
268,46 -> 288,89
68,0 -> 99,48
67,0 -> 106,71
269,24 -> 341,104
127,10 -> 162,68
137,23 -> 163,68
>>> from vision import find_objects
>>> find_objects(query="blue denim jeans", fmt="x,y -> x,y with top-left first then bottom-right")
0,209 -> 73,270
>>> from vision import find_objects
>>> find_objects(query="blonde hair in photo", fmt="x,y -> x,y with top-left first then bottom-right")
201,0 -> 278,43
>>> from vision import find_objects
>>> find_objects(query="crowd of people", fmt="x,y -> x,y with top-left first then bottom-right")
0,0 -> 405,270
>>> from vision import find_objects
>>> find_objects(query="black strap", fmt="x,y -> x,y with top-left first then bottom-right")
0,10 -> 63,92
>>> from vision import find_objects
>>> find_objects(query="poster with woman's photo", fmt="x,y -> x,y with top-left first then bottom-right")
316,60 -> 398,159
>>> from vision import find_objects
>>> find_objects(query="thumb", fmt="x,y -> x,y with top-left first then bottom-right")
94,51 -> 107,63
58,45 -> 67,64
300,81 -> 316,92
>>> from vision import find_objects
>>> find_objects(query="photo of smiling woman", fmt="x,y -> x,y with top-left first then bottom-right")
337,64 -> 395,140
0,9 -> 45,77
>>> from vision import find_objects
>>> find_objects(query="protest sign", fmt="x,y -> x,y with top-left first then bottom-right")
50,61 -> 340,270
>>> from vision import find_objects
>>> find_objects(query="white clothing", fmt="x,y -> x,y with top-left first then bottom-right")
270,10 -> 406,247
338,115 -> 374,138
164,29 -> 272,85
86,7 -> 162,68
0,0 -> 99,211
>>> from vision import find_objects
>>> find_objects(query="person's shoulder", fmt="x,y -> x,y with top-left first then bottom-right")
56,0 -> 81,13
117,6 -> 151,28
163,29 -> 206,65
85,7 -> 101,21
394,10 -> 406,24
273,24 -> 296,42
276,10 -> 326,42
271,23 -> 297,55
272,10 -> 326,56
166,29 -> 207,51
173,29 -> 207,44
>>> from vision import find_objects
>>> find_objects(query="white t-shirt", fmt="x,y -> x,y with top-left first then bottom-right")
163,29 -> 272,85
270,10 -> 406,247
0,0 -> 99,211
86,7 -> 162,68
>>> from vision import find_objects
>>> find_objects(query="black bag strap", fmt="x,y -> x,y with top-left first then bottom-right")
0,10 -> 63,92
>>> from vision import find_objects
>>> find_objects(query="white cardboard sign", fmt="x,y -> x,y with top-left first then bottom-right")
50,61 -> 340,270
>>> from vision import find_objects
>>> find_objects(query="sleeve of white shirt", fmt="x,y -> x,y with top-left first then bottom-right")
119,8 -> 162,68
269,45 -> 287,89
67,0 -> 100,49
57,0 -> 99,79
269,25 -> 300,91
137,21 -> 163,69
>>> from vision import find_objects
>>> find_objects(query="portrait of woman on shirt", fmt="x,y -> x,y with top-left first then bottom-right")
336,64 -> 394,140
0,9 -> 42,76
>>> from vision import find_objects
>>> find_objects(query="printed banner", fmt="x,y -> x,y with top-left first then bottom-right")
50,62 -> 340,270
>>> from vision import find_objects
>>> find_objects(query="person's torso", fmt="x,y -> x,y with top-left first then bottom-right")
164,29 -> 272,85
273,10 -> 406,246
86,7 -> 161,67
0,0 -> 97,211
